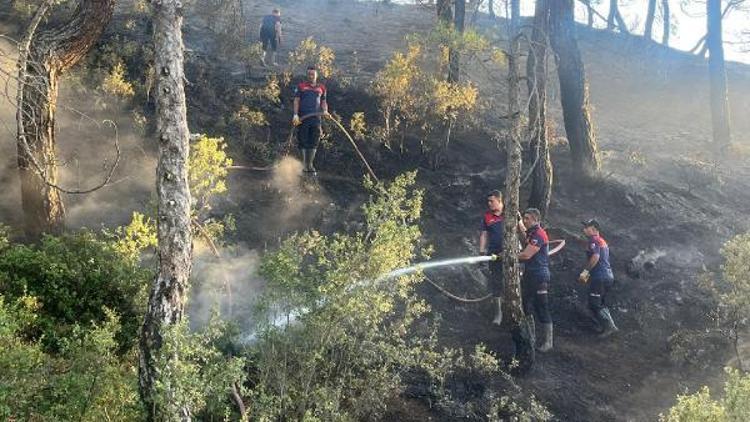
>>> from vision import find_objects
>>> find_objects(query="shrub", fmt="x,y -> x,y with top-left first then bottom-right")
0,231 -> 152,351
660,368 -> 750,422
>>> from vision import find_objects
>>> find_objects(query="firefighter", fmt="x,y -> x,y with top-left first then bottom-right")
579,219 -> 618,337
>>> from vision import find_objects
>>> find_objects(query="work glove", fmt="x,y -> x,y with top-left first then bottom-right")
322,110 -> 331,118
578,269 -> 590,284
292,114 -> 301,126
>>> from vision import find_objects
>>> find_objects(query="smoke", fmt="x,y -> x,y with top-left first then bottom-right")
188,243 -> 267,332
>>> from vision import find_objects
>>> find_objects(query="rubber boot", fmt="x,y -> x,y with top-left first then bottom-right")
301,149 -> 311,173
492,297 -> 503,326
597,308 -> 619,338
307,148 -> 317,175
538,323 -> 553,352
261,51 -> 267,67
270,51 -> 278,66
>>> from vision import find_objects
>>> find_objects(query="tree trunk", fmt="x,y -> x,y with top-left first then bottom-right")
138,0 -> 194,420
607,0 -> 629,34
644,0 -> 657,40
488,0 -> 495,19
661,0 -> 670,47
448,0 -> 465,82
527,0 -> 553,217
504,11 -> 535,375
706,0 -> 732,153
17,0 -> 115,239
582,0 -> 594,27
550,0 -> 600,178
510,0 -> 520,29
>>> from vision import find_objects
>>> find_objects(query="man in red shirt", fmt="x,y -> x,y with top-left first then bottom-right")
292,66 -> 329,175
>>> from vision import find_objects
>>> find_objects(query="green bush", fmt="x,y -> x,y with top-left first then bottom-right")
246,172 -> 548,420
0,295 -> 143,421
0,230 -> 152,350
661,368 -> 750,422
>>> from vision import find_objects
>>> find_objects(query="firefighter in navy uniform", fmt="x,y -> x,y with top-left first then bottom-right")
518,208 -> 554,352
479,190 -> 525,325
259,9 -> 282,66
579,219 -> 619,337
292,65 -> 329,175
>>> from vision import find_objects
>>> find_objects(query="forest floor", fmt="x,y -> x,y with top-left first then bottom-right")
2,0 -> 750,420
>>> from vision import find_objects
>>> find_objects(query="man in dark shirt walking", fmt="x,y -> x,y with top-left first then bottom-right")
259,8 -> 282,66
293,65 -> 329,175
579,219 -> 618,337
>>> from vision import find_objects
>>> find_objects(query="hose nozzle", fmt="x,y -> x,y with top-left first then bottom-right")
490,254 -> 499,261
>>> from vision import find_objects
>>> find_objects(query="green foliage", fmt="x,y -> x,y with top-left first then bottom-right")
661,369 -> 750,422
190,135 -> 233,217
110,211 -> 158,262
0,231 -> 152,351
0,297 -> 143,421
287,37 -> 337,79
372,37 -> 480,161
101,61 -> 136,98
702,233 -> 750,369
152,316 -> 247,421
248,172 -> 546,420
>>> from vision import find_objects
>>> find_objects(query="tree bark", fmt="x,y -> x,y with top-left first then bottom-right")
17,0 -> 115,239
510,0 -> 520,29
504,12 -> 535,375
706,0 -> 732,153
661,0 -> 670,47
448,0 -> 465,83
607,0 -> 629,34
582,0 -> 594,27
488,0 -> 495,19
527,0 -> 553,217
138,0 -> 194,420
644,0 -> 657,40
550,0 -> 600,178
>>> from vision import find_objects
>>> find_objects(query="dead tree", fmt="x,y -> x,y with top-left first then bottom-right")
707,0 -> 732,153
16,0 -> 115,239
661,0 -> 670,46
644,0 -> 657,40
527,0 -> 553,217
550,0 -> 600,179
581,0 -> 595,27
607,0 -> 629,33
448,0 -> 465,82
138,0 -> 194,419
503,14 -> 535,375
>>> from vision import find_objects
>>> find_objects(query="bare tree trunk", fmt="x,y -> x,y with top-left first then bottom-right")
504,12 -> 535,375
448,0 -> 465,83
661,0 -> 670,46
582,0 -> 594,27
607,0 -> 629,34
550,0 -> 600,179
138,0 -> 194,420
527,0 -> 553,217
644,0 -> 657,40
706,0 -> 732,153
488,0 -> 495,19
17,0 -> 114,239
510,0 -> 520,29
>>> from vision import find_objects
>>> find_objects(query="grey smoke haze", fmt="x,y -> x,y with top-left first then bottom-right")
188,243 -> 266,332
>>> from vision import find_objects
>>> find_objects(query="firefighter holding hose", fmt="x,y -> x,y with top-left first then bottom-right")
292,65 -> 329,175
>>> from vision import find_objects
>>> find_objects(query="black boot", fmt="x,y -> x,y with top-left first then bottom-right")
597,308 -> 619,338
307,148 -> 317,175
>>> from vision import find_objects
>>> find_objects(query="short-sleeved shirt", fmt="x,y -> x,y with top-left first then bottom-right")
587,234 -> 613,279
294,82 -> 327,119
524,224 -> 549,274
480,211 -> 504,254
261,15 -> 280,35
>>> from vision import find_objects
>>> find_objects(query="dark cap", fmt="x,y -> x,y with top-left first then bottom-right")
307,65 -> 317,71
581,218 -> 600,229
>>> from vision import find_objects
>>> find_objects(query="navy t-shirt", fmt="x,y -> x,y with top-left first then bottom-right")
480,211 -> 504,254
261,15 -> 279,35
294,81 -> 327,119
587,234 -> 613,279
524,224 -> 549,274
